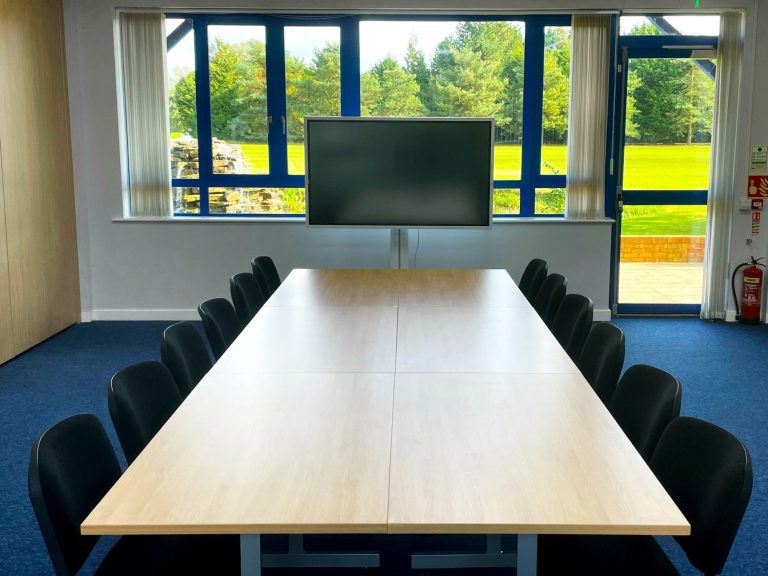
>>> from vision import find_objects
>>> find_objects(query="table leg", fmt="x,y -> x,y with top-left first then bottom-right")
241,534 -> 261,575
411,534 -> 515,569
261,535 -> 379,568
517,534 -> 538,576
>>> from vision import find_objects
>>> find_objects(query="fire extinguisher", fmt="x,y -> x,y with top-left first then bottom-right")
731,256 -> 766,325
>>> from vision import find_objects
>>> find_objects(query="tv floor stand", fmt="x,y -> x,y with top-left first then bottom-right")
390,229 -> 410,269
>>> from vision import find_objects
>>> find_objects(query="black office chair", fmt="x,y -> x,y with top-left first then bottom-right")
551,293 -> 593,362
108,361 -> 182,464
160,321 -> 212,399
609,364 -> 682,462
518,258 -> 548,304
577,322 -> 625,405
28,413 -> 239,576
533,273 -> 567,328
230,272 -> 267,327
198,298 -> 242,360
539,417 -> 753,576
251,255 -> 281,296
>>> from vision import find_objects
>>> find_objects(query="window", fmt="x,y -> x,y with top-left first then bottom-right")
164,15 -> 571,217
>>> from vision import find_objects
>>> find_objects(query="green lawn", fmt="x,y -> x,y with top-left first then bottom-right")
621,205 -> 707,236
224,141 -> 710,234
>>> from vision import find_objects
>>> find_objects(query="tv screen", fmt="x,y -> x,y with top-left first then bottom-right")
305,117 -> 494,228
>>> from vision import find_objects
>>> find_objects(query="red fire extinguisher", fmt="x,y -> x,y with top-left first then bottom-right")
731,256 -> 766,325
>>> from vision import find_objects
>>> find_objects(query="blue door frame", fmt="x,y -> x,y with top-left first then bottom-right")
609,29 -> 717,315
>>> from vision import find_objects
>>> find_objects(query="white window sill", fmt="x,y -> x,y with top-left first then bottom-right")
112,216 -> 615,224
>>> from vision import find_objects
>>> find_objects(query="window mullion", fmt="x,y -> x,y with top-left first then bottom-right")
340,17 -> 361,116
266,23 -> 288,179
193,18 -> 212,215
520,19 -> 544,216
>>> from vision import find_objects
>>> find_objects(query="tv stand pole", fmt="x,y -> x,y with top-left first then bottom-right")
390,229 -> 410,269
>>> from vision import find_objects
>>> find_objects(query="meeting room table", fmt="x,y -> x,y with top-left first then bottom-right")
82,268 -> 689,575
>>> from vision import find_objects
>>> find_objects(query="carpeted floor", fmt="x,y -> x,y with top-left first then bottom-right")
0,318 -> 765,575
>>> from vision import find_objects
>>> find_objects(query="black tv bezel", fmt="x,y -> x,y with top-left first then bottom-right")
304,116 -> 495,229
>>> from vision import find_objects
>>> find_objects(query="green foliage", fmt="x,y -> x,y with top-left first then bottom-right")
286,43 -> 341,142
169,71 -> 197,137
230,40 -> 268,141
433,47 -> 508,119
536,188 -> 566,214
404,35 -> 433,113
364,56 -> 424,116
209,39 -> 244,140
625,22 -> 715,145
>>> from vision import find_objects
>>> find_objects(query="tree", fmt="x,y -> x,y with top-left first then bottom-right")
284,53 -> 311,142
452,22 -> 525,141
404,35 -> 433,113
208,38 -> 244,141
432,46 -> 508,120
169,70 -> 197,137
542,26 -> 571,145
542,49 -> 570,142
360,71 -> 382,116
229,39 -> 268,142
368,56 -> 424,116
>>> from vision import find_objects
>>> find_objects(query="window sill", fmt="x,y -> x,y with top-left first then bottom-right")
112,216 -> 615,225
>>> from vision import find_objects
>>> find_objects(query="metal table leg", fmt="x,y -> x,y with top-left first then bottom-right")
517,534 -> 538,576
241,534 -> 261,575
261,535 -> 380,568
411,534 -> 517,569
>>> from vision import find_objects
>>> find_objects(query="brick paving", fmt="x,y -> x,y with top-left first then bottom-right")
619,261 -> 704,304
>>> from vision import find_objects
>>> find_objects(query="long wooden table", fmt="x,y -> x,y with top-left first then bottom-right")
83,269 -> 689,575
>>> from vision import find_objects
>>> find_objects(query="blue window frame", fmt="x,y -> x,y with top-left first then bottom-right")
165,13 -> 572,218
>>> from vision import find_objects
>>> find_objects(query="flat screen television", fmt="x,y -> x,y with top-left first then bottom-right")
305,117 -> 494,228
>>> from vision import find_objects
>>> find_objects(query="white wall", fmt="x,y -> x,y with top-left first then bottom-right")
63,0 -> 762,322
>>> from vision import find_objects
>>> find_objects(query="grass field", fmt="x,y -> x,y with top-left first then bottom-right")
221,141 -> 712,234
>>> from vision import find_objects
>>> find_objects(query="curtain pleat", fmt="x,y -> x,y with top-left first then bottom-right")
565,15 -> 612,219
120,13 -> 171,217
701,12 -> 744,320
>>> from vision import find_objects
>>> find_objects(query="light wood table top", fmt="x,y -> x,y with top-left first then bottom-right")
396,306 -> 578,374
265,268 -> 400,308
264,268 -> 527,308
84,268 -> 689,543
82,372 -> 394,535
211,305 -> 398,374
388,373 -> 690,536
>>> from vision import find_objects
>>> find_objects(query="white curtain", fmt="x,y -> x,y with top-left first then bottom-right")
701,12 -> 744,320
565,15 -> 612,219
120,13 -> 171,217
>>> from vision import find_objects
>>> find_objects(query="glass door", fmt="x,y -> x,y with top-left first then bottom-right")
614,32 -> 717,313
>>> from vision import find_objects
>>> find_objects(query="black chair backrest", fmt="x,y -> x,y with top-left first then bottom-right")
577,322 -> 625,405
551,293 -> 594,362
28,414 -> 121,576
650,417 -> 752,575
108,361 -> 182,464
533,273 -> 567,327
198,298 -> 242,360
251,256 -> 281,296
609,364 -> 681,461
518,258 -> 548,304
160,321 -> 212,399
230,272 -> 267,327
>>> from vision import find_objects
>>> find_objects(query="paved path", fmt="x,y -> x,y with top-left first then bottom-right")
619,262 -> 703,304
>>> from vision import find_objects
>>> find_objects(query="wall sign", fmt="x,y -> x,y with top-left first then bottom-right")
748,174 -> 768,198
751,145 -> 768,170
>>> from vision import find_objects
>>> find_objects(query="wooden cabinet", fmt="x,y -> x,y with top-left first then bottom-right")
0,0 -> 80,365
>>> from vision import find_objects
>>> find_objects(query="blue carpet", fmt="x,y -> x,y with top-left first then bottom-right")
0,318 -> 765,575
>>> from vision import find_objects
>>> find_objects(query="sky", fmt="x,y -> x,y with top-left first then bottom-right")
166,14 -> 721,79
